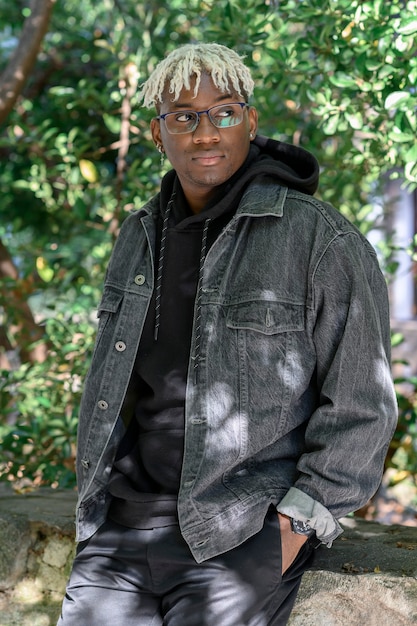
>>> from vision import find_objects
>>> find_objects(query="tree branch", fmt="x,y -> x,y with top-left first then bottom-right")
108,62 -> 139,238
0,238 -> 48,364
0,0 -> 56,125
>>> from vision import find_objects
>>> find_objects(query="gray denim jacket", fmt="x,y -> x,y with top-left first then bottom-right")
75,177 -> 397,562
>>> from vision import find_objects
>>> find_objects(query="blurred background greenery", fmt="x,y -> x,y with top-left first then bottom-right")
0,0 -> 416,513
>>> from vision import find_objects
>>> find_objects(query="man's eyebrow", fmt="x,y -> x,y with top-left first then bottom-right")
172,92 -> 235,109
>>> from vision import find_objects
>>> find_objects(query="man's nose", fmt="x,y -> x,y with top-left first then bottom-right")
193,113 -> 220,142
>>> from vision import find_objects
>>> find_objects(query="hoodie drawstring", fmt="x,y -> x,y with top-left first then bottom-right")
192,218 -> 211,383
154,196 -> 174,341
154,195 -> 211,383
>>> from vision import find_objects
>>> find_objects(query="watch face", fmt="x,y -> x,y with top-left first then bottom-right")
291,519 -> 313,535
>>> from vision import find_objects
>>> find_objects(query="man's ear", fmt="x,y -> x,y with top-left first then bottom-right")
248,106 -> 258,137
151,117 -> 162,148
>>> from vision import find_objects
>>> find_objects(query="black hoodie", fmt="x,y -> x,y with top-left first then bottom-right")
107,137 -> 320,529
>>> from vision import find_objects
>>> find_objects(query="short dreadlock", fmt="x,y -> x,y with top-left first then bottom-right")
139,43 -> 255,109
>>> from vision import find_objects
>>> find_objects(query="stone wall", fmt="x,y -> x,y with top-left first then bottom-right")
0,488 -> 75,626
0,487 -> 417,626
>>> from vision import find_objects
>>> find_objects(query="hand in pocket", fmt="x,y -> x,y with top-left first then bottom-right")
277,513 -> 308,575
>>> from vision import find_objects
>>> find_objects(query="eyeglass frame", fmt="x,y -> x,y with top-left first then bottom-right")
155,102 -> 249,135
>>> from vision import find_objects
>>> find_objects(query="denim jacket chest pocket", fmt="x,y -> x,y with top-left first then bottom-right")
225,300 -> 304,334
95,273 -> 151,342
224,300 -> 308,440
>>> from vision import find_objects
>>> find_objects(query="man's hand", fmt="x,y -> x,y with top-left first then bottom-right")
277,513 -> 308,575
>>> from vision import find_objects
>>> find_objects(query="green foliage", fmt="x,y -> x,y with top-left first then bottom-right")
0,314 -> 96,488
0,0 -> 416,491
256,0 -> 417,225
389,332 -> 417,497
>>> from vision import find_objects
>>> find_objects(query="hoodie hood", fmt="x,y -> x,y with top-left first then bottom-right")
158,134 -> 320,227
192,134 -> 319,221
251,134 -> 319,196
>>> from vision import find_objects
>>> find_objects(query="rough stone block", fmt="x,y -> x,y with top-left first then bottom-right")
290,571 -> 417,626
0,512 -> 31,591
42,536 -> 73,570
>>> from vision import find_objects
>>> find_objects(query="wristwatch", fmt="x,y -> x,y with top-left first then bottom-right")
290,518 -> 315,536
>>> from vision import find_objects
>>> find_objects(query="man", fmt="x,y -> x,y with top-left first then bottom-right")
58,43 -> 397,625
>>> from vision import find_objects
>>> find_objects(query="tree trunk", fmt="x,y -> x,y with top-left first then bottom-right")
0,0 -> 56,125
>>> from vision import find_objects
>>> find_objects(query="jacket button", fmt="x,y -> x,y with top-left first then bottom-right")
134,274 -> 145,285
115,341 -> 126,351
97,400 -> 109,410
81,459 -> 90,469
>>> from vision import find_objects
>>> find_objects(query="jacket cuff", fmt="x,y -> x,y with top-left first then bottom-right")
276,487 -> 343,547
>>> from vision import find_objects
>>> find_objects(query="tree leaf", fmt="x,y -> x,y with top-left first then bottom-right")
384,91 -> 411,110
388,130 -> 415,143
103,113 -> 121,134
396,17 -> 417,36
329,72 -> 357,88
79,159 -> 98,183
322,113 -> 340,135
345,112 -> 363,130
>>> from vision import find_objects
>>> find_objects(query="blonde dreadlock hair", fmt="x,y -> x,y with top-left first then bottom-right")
139,43 -> 255,109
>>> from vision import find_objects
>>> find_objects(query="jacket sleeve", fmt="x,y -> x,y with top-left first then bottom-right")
278,232 -> 398,545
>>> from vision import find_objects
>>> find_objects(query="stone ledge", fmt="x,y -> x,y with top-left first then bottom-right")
291,572 -> 417,626
0,487 -> 416,625
292,516 -> 417,626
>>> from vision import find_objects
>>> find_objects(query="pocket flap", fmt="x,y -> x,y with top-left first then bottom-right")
226,301 -> 304,334
97,288 -> 124,317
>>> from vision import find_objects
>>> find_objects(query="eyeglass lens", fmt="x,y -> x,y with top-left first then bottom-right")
164,103 -> 246,134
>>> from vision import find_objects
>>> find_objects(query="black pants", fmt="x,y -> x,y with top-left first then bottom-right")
58,508 -> 315,626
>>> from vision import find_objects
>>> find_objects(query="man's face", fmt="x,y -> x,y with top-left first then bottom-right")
151,73 -> 258,213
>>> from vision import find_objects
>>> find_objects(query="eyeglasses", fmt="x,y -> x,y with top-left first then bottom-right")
156,102 -> 248,135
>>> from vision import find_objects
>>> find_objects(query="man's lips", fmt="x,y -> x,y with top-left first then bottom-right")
192,153 -> 224,165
